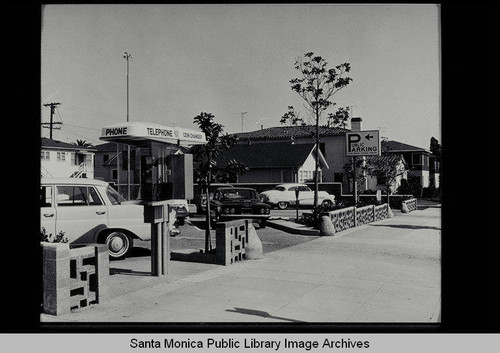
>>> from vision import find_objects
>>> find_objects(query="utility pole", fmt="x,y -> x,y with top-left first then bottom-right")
240,112 -> 247,132
42,102 -> 62,139
123,52 -> 133,200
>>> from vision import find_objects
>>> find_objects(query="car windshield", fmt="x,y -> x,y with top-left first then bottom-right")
106,185 -> 126,205
219,189 -> 257,200
272,186 -> 286,191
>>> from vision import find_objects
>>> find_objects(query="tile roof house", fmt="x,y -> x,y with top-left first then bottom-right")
381,140 -> 439,188
233,125 -> 350,185
41,137 -> 96,178
213,142 -> 328,183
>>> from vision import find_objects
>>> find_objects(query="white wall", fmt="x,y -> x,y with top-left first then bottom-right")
298,152 -> 322,183
41,150 -> 94,178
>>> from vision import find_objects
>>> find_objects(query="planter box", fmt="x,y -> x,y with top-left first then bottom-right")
42,243 -> 109,316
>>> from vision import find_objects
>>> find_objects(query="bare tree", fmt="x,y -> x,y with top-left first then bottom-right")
282,52 -> 352,207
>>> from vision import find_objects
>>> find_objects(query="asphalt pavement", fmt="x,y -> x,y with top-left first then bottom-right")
41,200 -> 441,323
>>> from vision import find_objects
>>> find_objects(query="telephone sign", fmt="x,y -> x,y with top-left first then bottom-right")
345,130 -> 380,156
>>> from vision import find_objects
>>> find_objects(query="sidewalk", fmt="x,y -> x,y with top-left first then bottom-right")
41,205 -> 441,323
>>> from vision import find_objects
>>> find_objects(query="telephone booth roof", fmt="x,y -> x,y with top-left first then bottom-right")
99,121 -> 207,146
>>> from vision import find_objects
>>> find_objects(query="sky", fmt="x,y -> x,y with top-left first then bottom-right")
41,4 -> 440,149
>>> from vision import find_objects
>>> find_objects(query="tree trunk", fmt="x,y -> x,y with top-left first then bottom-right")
314,109 -> 320,208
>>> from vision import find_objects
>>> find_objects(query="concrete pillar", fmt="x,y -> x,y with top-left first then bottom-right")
42,243 -> 71,316
245,222 -> 263,259
320,215 -> 336,236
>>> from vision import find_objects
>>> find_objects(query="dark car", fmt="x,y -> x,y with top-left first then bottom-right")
194,183 -> 233,214
209,187 -> 270,228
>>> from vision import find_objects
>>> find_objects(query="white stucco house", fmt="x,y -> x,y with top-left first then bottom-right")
41,137 -> 96,178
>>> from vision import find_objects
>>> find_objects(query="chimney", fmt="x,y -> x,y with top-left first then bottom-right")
351,117 -> 362,131
261,125 -> 263,130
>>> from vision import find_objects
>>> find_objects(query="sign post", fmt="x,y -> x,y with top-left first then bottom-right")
345,130 -> 380,204
295,187 -> 300,221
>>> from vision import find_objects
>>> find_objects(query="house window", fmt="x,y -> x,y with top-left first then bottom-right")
103,154 -> 109,163
412,153 -> 421,165
57,152 -> 66,161
41,151 -> 50,160
70,152 -> 76,165
112,169 -> 118,180
334,173 -> 343,183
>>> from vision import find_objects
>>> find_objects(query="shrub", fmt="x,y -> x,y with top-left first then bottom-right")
40,227 -> 68,243
297,204 -> 332,228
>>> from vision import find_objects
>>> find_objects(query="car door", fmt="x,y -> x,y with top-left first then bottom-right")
40,184 -> 56,237
54,184 -> 108,244
298,185 -> 314,205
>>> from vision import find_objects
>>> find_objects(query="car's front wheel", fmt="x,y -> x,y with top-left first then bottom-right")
105,231 -> 133,260
321,200 -> 333,208
277,201 -> 289,210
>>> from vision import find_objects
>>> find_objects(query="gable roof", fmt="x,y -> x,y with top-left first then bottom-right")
213,142 -> 327,169
233,125 -> 348,141
41,137 -> 96,152
365,154 -> 406,165
382,140 -> 429,153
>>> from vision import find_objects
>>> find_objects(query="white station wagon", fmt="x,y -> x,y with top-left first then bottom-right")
259,183 -> 336,210
40,178 -> 150,260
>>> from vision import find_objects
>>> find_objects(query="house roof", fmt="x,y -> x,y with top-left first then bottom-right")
382,140 -> 429,153
213,142 -> 327,169
365,154 -> 405,165
233,125 -> 348,141
41,137 -> 96,152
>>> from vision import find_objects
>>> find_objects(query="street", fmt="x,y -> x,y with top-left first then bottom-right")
131,208 -> 319,258
42,200 -> 441,323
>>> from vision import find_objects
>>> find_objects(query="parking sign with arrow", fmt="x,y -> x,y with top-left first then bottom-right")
345,130 -> 380,156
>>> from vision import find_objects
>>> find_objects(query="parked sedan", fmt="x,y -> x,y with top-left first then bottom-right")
194,183 -> 233,214
40,178 -> 150,260
259,183 -> 335,209
210,187 -> 270,228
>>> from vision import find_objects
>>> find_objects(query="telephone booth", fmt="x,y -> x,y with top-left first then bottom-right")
100,121 -> 207,276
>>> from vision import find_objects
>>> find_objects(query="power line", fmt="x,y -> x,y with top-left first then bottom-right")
42,102 -> 62,139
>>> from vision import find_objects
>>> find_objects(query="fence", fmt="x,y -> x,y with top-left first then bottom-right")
328,204 -> 392,233
42,243 -> 109,316
401,198 -> 418,213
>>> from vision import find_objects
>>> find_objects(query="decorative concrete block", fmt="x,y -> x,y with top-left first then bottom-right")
320,215 -> 336,236
245,222 -> 263,259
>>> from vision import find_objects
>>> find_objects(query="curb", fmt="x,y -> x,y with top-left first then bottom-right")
267,219 -> 320,236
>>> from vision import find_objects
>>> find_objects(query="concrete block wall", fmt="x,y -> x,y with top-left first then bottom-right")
328,204 -> 391,233
329,206 -> 356,232
356,205 -> 375,226
42,243 -> 109,316
401,198 -> 418,213
42,243 -> 71,316
374,204 -> 390,221
215,220 -> 249,266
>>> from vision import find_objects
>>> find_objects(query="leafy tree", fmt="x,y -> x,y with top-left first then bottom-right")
364,155 -> 407,204
190,112 -> 244,252
282,52 -> 352,207
214,159 -> 249,183
430,137 -> 442,158
74,139 -> 94,148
